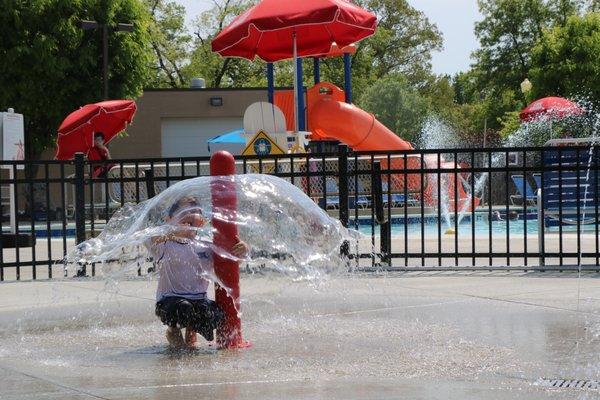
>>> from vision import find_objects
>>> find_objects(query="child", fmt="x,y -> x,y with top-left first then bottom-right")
87,132 -> 114,178
148,196 -> 248,349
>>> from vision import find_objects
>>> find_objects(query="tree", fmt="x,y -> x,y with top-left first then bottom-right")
530,12 -> 600,102
185,0 -> 264,88
473,0 -> 550,97
146,0 -> 191,88
473,0 -> 583,93
358,75 -> 431,142
0,0 -> 153,157
356,0 -> 443,84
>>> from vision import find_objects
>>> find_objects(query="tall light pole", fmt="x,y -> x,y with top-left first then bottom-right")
81,20 -> 134,100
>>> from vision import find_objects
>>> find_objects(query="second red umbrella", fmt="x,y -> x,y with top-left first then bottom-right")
520,97 -> 584,122
55,100 -> 137,160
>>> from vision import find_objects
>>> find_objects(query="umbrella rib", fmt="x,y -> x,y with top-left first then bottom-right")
56,102 -> 137,159
254,31 -> 264,55
59,109 -> 103,137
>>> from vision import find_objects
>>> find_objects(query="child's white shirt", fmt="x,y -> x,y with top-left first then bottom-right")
148,238 -> 214,301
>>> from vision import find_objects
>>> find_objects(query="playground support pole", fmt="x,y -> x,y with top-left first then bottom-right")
292,32 -> 306,131
344,53 -> 352,104
267,63 -> 274,104
292,33 -> 299,132
210,151 -> 250,349
296,57 -> 305,130
313,57 -> 321,85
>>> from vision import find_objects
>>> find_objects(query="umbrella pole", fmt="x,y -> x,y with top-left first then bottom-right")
293,32 -> 299,133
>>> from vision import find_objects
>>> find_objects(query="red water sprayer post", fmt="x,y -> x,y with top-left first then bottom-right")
210,151 -> 250,349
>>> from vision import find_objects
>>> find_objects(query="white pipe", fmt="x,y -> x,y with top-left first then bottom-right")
9,168 -> 16,234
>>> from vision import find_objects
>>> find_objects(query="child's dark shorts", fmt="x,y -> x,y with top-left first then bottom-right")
155,296 -> 224,341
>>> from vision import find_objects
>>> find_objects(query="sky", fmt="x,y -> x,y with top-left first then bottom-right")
175,0 -> 482,76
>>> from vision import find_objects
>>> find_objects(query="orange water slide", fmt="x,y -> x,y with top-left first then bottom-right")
307,82 -> 422,195
307,82 -> 413,151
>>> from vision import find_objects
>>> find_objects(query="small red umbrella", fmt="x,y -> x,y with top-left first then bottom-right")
520,97 -> 584,122
211,0 -> 377,62
55,100 -> 137,160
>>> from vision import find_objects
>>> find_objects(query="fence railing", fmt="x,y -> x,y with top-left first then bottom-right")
1,145 -> 598,281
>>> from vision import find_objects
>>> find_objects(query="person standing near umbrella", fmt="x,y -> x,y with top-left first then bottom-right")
87,132 -> 115,178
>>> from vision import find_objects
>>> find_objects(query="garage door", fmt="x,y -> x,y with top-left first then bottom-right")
161,117 -> 243,157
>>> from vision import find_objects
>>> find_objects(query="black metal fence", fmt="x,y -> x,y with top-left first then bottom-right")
1,145 -> 598,281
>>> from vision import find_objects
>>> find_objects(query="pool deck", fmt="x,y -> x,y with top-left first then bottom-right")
1,272 -> 599,399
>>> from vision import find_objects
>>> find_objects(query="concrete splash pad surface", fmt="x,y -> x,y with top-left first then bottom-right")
1,273 -> 599,399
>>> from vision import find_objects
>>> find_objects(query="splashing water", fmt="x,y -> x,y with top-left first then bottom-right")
417,117 -> 464,150
66,174 -> 358,288
419,117 -> 489,229
419,106 -> 599,231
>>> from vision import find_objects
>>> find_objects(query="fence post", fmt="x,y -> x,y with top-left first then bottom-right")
537,189 -> 545,268
338,145 -> 350,258
144,168 -> 156,198
338,145 -> 349,227
372,162 -> 391,266
74,152 -> 86,277
144,168 -> 157,275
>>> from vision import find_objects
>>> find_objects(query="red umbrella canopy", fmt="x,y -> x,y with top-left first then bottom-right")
55,100 -> 137,160
211,0 -> 377,62
520,97 -> 584,122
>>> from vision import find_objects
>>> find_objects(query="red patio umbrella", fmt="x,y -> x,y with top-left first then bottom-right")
211,0 -> 377,132
55,100 -> 137,160
520,97 -> 584,122
211,0 -> 376,62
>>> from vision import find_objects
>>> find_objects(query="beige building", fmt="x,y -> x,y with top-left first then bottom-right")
110,88 -> 269,159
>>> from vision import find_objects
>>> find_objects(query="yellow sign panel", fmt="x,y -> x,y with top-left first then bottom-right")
242,130 -> 285,157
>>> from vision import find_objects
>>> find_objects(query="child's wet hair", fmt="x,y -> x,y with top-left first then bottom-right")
168,196 -> 201,218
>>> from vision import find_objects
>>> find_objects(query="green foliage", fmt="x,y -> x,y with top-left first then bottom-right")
146,0 -> 191,87
0,0 -> 153,156
356,0 -> 443,84
530,12 -> 600,101
473,0 -> 550,93
357,75 -> 431,142
419,75 -> 456,119
498,111 -> 522,139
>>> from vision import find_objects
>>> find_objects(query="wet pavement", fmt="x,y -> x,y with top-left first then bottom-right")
0,272 -> 599,399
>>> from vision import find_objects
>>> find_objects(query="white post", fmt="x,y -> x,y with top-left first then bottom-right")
9,167 -> 16,234
292,31 -> 299,133
1,109 -> 25,235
